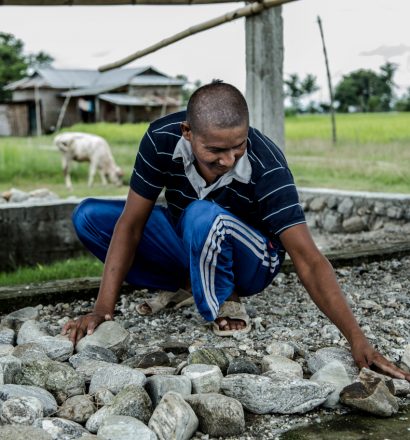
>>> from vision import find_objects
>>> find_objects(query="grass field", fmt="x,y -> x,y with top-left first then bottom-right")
1,112 -> 409,285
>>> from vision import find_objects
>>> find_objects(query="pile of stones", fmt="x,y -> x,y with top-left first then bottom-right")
0,305 -> 409,440
0,188 -> 59,205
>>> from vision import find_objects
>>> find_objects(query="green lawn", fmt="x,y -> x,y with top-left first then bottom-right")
0,112 -> 409,286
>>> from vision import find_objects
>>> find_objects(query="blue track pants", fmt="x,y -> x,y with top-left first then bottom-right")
72,199 -> 285,321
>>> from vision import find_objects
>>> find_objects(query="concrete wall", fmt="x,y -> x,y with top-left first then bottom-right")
1,189 -> 409,271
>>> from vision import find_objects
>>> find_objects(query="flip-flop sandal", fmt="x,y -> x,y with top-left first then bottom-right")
212,300 -> 252,337
136,288 -> 193,316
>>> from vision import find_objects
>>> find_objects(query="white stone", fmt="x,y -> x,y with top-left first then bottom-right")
57,395 -> 96,424
33,417 -> 89,438
0,344 -> 14,357
307,347 -> 359,378
181,364 -> 223,394
261,354 -> 303,377
0,355 -> 21,384
98,415 -> 157,440
402,344 -> 410,369
0,396 -> 43,425
2,308 -> 39,331
146,375 -> 192,407
89,364 -> 146,395
266,341 -> 295,359
310,360 -> 352,408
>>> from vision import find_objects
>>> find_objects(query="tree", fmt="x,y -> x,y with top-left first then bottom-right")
334,62 -> 397,112
0,32 -> 54,101
176,74 -> 201,107
395,87 -> 410,112
284,73 -> 319,113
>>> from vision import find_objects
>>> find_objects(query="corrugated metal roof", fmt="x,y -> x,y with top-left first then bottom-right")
99,93 -> 180,107
61,83 -> 126,97
130,75 -> 186,86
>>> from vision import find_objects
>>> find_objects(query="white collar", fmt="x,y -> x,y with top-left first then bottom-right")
172,136 -> 252,199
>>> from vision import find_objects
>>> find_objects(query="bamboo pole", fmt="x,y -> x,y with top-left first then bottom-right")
317,15 -> 337,144
99,0 -> 299,71
0,0 -> 241,5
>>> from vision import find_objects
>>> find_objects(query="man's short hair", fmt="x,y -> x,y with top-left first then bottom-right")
186,81 -> 249,134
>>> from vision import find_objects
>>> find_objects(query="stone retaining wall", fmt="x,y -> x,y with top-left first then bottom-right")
1,189 -> 409,271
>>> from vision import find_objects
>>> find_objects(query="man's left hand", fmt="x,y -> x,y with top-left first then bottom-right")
351,339 -> 410,381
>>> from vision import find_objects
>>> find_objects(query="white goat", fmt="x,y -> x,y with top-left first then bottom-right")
54,132 -> 124,190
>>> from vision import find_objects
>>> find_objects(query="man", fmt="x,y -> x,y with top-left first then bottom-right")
63,82 -> 409,381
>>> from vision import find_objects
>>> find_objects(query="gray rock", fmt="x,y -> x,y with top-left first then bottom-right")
0,384 -> 57,416
340,368 -> 399,417
12,343 -> 49,362
33,417 -> 89,439
266,341 -> 295,359
221,373 -> 333,414
227,358 -> 261,375
57,395 -> 96,424
0,396 -> 43,425
0,344 -> 14,357
8,188 -> 30,203
386,206 -> 403,219
94,389 -> 115,407
89,364 -> 146,395
310,360 -> 352,408
122,351 -> 170,369
322,212 -> 343,233
187,348 -> 231,374
0,426 -> 52,440
337,197 -> 354,216
86,384 -> 153,433
392,378 -> 410,396
343,216 -> 367,233
261,354 -> 303,377
307,347 -> 359,378
17,321 -> 73,362
15,359 -> 85,404
98,415 -> 157,440
2,307 -> 39,331
68,345 -> 118,369
181,364 -> 223,394
72,359 -> 113,383
309,197 -> 327,212
137,366 -> 177,377
160,341 -> 190,355
402,344 -> 410,370
146,374 -> 192,407
0,355 -> 21,384
75,321 -> 130,358
0,326 -> 15,345
185,393 -> 245,437
148,391 -> 198,440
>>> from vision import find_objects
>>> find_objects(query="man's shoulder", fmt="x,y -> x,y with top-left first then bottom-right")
148,110 -> 186,135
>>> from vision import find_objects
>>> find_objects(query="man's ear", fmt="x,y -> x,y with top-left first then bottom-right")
180,122 -> 192,142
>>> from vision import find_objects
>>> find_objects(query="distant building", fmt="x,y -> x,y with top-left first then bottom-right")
1,66 -> 186,136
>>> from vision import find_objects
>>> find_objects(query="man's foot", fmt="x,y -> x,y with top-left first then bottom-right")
213,292 -> 251,336
136,289 -> 192,316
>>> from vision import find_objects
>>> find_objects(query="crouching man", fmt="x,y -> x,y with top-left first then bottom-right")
62,81 -> 410,381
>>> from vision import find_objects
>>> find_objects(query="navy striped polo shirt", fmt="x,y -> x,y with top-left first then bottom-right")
130,111 -> 305,239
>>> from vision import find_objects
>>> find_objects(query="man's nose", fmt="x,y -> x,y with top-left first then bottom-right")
219,149 -> 236,166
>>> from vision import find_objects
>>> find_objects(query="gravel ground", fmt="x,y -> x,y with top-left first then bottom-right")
26,229 -> 410,439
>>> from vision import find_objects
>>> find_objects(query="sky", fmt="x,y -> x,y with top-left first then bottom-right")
0,0 -> 409,101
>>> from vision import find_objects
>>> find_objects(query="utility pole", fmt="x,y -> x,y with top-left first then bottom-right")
317,15 -> 337,144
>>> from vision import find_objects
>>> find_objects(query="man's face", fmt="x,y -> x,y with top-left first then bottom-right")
181,122 -> 248,184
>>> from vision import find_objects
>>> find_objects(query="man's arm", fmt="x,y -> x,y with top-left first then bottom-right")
62,189 -> 155,344
280,223 -> 410,381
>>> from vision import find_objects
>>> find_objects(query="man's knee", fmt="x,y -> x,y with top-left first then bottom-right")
183,200 -> 226,225
72,198 -> 99,234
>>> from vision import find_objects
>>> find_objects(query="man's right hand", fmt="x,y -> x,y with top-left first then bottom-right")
61,312 -> 112,345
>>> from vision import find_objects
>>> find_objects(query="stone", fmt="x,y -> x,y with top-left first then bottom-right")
12,343 -> 49,362
98,415 -> 157,440
0,396 -> 43,425
221,373 -> 333,414
187,348 -> 231,374
0,344 -> 14,357
181,364 -> 223,394
307,347 -> 359,378
309,197 -> 327,212
122,351 -> 170,369
160,340 -> 190,355
86,384 -> 153,433
342,216 -> 367,233
186,393 -> 245,437
75,321 -> 130,358
2,307 -> 39,331
33,417 -> 89,439
137,366 -> 177,377
68,345 -> 118,368
89,364 -> 146,395
94,389 -> 115,407
402,344 -> 410,370
392,378 -> 410,396
17,321 -> 73,362
146,374 -> 192,407
0,355 -> 21,384
337,197 -> 354,216
227,358 -> 261,375
340,368 -> 399,417
0,426 -> 52,440
322,212 -> 343,233
73,359 -> 113,382
148,391 -> 198,440
261,354 -> 303,377
386,206 -> 403,219
0,326 -> 15,345
15,359 -> 85,404
8,188 -> 30,203
0,384 -> 57,416
57,394 -> 96,424
266,341 -> 294,359
310,360 -> 352,408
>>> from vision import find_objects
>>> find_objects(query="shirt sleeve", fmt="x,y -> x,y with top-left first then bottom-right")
129,130 -> 165,200
255,166 -> 306,237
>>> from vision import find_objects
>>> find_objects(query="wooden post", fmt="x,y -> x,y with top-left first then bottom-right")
246,6 -> 284,150
55,93 -> 71,132
317,15 -> 337,144
34,84 -> 42,136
